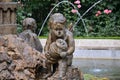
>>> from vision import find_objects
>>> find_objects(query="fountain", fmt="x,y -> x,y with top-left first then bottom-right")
38,1 -> 120,80
0,1 -> 83,79
0,0 -> 119,80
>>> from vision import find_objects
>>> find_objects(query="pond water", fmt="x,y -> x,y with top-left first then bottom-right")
72,59 -> 120,80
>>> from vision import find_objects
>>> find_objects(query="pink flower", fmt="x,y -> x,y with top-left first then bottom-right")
104,9 -> 112,14
97,10 -> 101,14
77,4 -> 81,8
74,0 -> 80,4
71,9 -> 78,13
95,13 -> 99,17
104,9 -> 109,14
108,10 -> 112,13
95,10 -> 101,17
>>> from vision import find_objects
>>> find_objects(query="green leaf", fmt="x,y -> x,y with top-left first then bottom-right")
81,0 -> 85,3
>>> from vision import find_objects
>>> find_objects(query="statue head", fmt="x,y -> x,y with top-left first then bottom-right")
22,18 -> 37,32
48,13 -> 66,37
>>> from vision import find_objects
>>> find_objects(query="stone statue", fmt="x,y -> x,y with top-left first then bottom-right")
19,18 -> 43,52
22,18 -> 37,33
0,11 -> 83,79
44,13 -> 75,79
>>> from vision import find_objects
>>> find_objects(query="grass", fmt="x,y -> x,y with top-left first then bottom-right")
74,36 -> 120,39
84,74 -> 110,80
39,36 -> 120,39
38,36 -> 47,39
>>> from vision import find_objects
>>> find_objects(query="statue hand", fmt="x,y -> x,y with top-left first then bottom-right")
60,52 -> 67,58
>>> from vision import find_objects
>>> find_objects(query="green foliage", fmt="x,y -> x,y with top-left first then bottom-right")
16,6 -> 26,33
75,0 -> 120,37
14,0 -> 55,34
15,0 -> 120,37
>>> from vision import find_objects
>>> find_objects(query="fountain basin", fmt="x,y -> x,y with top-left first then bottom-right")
72,59 -> 120,80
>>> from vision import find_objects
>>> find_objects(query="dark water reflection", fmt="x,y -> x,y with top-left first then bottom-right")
72,59 -> 120,80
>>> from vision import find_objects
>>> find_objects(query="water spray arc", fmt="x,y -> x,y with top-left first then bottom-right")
38,0 -> 103,36
38,1 -> 84,36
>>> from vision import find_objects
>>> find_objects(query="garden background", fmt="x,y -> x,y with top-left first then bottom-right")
14,0 -> 120,38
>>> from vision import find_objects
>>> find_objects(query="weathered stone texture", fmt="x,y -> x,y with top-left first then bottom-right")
0,34 -> 83,80
0,35 -> 45,80
19,30 -> 43,53
48,66 -> 83,80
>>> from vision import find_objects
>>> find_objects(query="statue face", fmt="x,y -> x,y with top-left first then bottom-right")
52,23 -> 65,37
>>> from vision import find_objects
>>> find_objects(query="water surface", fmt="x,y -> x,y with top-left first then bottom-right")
72,59 -> 120,80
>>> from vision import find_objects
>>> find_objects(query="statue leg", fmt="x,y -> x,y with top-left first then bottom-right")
58,58 -> 67,79
67,54 -> 73,66
42,62 -> 52,79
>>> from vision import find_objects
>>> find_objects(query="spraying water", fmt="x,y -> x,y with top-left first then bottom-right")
38,0 -> 103,36
38,1 -> 83,36
38,0 -> 105,78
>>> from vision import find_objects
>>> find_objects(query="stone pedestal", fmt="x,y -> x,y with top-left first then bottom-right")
47,66 -> 83,80
0,2 -> 17,35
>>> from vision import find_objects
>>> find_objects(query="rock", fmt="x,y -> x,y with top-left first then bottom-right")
0,34 -> 83,80
0,62 -> 7,72
48,66 -> 83,80
0,70 -> 12,79
0,34 -> 45,80
0,52 -> 12,63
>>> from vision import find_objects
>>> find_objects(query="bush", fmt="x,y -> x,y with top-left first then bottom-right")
15,0 -> 120,37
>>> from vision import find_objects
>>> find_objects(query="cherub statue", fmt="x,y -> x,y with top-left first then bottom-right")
44,13 -> 75,79
19,18 -> 43,52
22,18 -> 37,33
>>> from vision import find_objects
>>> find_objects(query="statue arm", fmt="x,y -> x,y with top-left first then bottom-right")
67,33 -> 75,55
